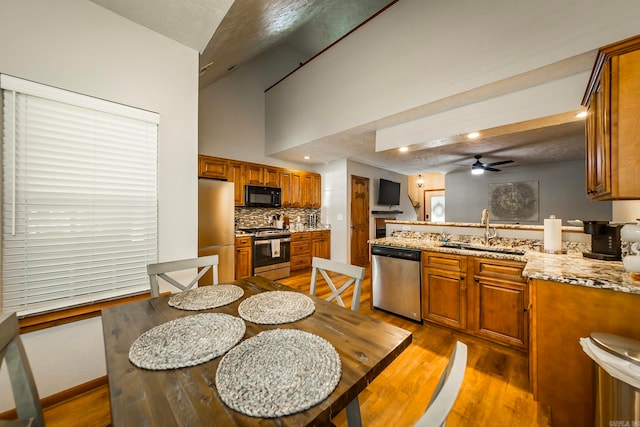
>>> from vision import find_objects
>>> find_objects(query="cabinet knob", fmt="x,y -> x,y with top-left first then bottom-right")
474,278 -> 479,282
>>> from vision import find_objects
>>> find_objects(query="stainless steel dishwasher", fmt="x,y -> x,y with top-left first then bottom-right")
371,245 -> 422,322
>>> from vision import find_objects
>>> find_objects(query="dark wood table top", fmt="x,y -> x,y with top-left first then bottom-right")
102,276 -> 412,426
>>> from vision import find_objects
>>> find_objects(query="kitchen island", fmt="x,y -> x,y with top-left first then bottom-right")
370,220 -> 640,427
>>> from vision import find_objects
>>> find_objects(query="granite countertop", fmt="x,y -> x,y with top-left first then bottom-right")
370,236 -> 640,295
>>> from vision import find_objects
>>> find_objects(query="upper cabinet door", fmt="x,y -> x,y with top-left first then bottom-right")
244,164 -> 264,185
583,34 -> 640,200
198,155 -> 227,179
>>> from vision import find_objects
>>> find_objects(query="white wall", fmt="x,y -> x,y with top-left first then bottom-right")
0,0 -> 198,409
264,0 -> 640,154
445,160 -> 612,225
318,159 -> 349,262
198,45 -> 311,170
613,201 -> 640,222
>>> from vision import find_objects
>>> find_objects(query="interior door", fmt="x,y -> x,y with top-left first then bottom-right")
350,175 -> 370,266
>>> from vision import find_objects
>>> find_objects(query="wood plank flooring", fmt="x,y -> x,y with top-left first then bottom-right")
40,267 -> 550,426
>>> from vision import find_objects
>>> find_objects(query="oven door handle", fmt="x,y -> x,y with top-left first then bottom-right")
254,238 -> 291,245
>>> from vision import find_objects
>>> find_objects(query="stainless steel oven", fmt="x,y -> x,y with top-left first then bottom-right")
239,228 -> 291,280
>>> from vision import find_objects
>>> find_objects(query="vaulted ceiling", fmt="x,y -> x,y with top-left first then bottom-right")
88,0 -> 586,175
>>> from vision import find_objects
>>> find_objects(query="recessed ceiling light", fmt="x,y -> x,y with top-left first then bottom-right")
303,155 -> 310,160
467,132 -> 480,139
576,111 -> 588,119
399,147 -> 409,153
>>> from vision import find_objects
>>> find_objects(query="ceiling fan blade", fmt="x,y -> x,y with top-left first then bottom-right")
483,166 -> 501,172
485,159 -> 514,167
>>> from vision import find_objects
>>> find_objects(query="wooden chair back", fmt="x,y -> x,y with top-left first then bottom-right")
414,341 -> 468,427
310,257 -> 365,311
147,255 -> 219,298
0,312 -> 45,427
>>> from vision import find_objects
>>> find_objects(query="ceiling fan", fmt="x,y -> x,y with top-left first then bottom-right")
470,155 -> 514,174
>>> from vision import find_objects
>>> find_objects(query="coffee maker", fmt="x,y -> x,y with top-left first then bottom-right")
582,221 -> 623,261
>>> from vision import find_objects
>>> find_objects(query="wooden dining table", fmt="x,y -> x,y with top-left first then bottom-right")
101,275 -> 412,426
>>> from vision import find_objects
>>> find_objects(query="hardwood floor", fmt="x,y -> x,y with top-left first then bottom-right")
41,267 -> 550,426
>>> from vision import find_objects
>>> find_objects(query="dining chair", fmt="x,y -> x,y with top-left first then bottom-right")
310,257 -> 365,312
0,312 -> 45,427
414,341 -> 468,427
309,257 -> 366,427
147,255 -> 219,298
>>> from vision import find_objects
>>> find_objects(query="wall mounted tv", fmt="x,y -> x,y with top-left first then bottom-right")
377,178 -> 401,206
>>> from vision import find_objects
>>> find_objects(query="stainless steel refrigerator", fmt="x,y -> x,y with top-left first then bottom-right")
198,178 -> 235,284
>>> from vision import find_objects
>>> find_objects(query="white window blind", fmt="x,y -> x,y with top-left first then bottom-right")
1,75 -> 159,315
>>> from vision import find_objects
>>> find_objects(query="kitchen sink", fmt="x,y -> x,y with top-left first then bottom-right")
440,242 -> 526,256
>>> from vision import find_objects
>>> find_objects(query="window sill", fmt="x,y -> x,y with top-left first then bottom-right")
18,292 -> 154,334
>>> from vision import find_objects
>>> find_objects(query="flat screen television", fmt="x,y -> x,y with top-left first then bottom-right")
377,178 -> 401,206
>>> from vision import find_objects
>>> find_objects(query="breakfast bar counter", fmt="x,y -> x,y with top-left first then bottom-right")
370,223 -> 640,427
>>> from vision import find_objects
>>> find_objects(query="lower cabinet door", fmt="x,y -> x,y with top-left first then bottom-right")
422,268 -> 466,330
470,276 -> 528,350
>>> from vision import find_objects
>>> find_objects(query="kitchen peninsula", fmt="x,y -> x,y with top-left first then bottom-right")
370,220 -> 640,427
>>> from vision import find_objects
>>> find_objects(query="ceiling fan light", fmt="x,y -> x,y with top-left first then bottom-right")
471,167 -> 484,175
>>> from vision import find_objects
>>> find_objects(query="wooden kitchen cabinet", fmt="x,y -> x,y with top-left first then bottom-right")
263,167 -> 280,187
468,257 -> 528,350
311,230 -> 331,259
197,155 -> 321,207
281,170 -> 302,208
226,160 -> 244,206
301,173 -> 322,208
582,34 -> 640,200
235,236 -> 253,279
421,251 -> 467,331
244,164 -> 280,187
290,232 -> 311,271
198,155 -> 228,179
530,279 -> 640,427
243,164 -> 264,185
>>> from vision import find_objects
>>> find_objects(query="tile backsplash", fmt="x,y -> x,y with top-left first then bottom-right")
235,207 -> 321,229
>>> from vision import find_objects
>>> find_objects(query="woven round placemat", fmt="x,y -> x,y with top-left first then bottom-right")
168,284 -> 244,311
129,313 -> 246,370
215,329 -> 342,418
237,291 -> 315,324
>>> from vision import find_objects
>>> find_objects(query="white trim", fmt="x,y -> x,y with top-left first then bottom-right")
0,74 -> 160,124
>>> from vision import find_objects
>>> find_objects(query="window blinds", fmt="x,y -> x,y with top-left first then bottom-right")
1,75 -> 159,315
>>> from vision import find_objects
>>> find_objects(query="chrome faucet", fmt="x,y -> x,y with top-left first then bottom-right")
481,209 -> 497,245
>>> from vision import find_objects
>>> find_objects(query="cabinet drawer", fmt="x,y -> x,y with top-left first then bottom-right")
235,236 -> 252,248
312,230 -> 330,240
291,240 -> 311,254
291,254 -> 311,270
291,232 -> 311,242
473,257 -> 525,283
423,251 -> 467,272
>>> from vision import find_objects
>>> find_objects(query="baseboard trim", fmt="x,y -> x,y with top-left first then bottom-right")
0,376 -> 107,419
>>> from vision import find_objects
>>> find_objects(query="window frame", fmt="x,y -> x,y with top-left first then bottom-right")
1,74 -> 160,318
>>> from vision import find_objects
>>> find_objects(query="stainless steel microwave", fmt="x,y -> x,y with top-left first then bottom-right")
244,185 -> 282,208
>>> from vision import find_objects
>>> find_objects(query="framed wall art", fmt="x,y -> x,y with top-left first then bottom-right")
488,181 -> 538,221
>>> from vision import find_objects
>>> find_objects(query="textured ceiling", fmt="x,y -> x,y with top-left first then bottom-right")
272,113 -> 587,175
87,0 -> 587,176
198,0 -> 395,88
89,0 -> 233,53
